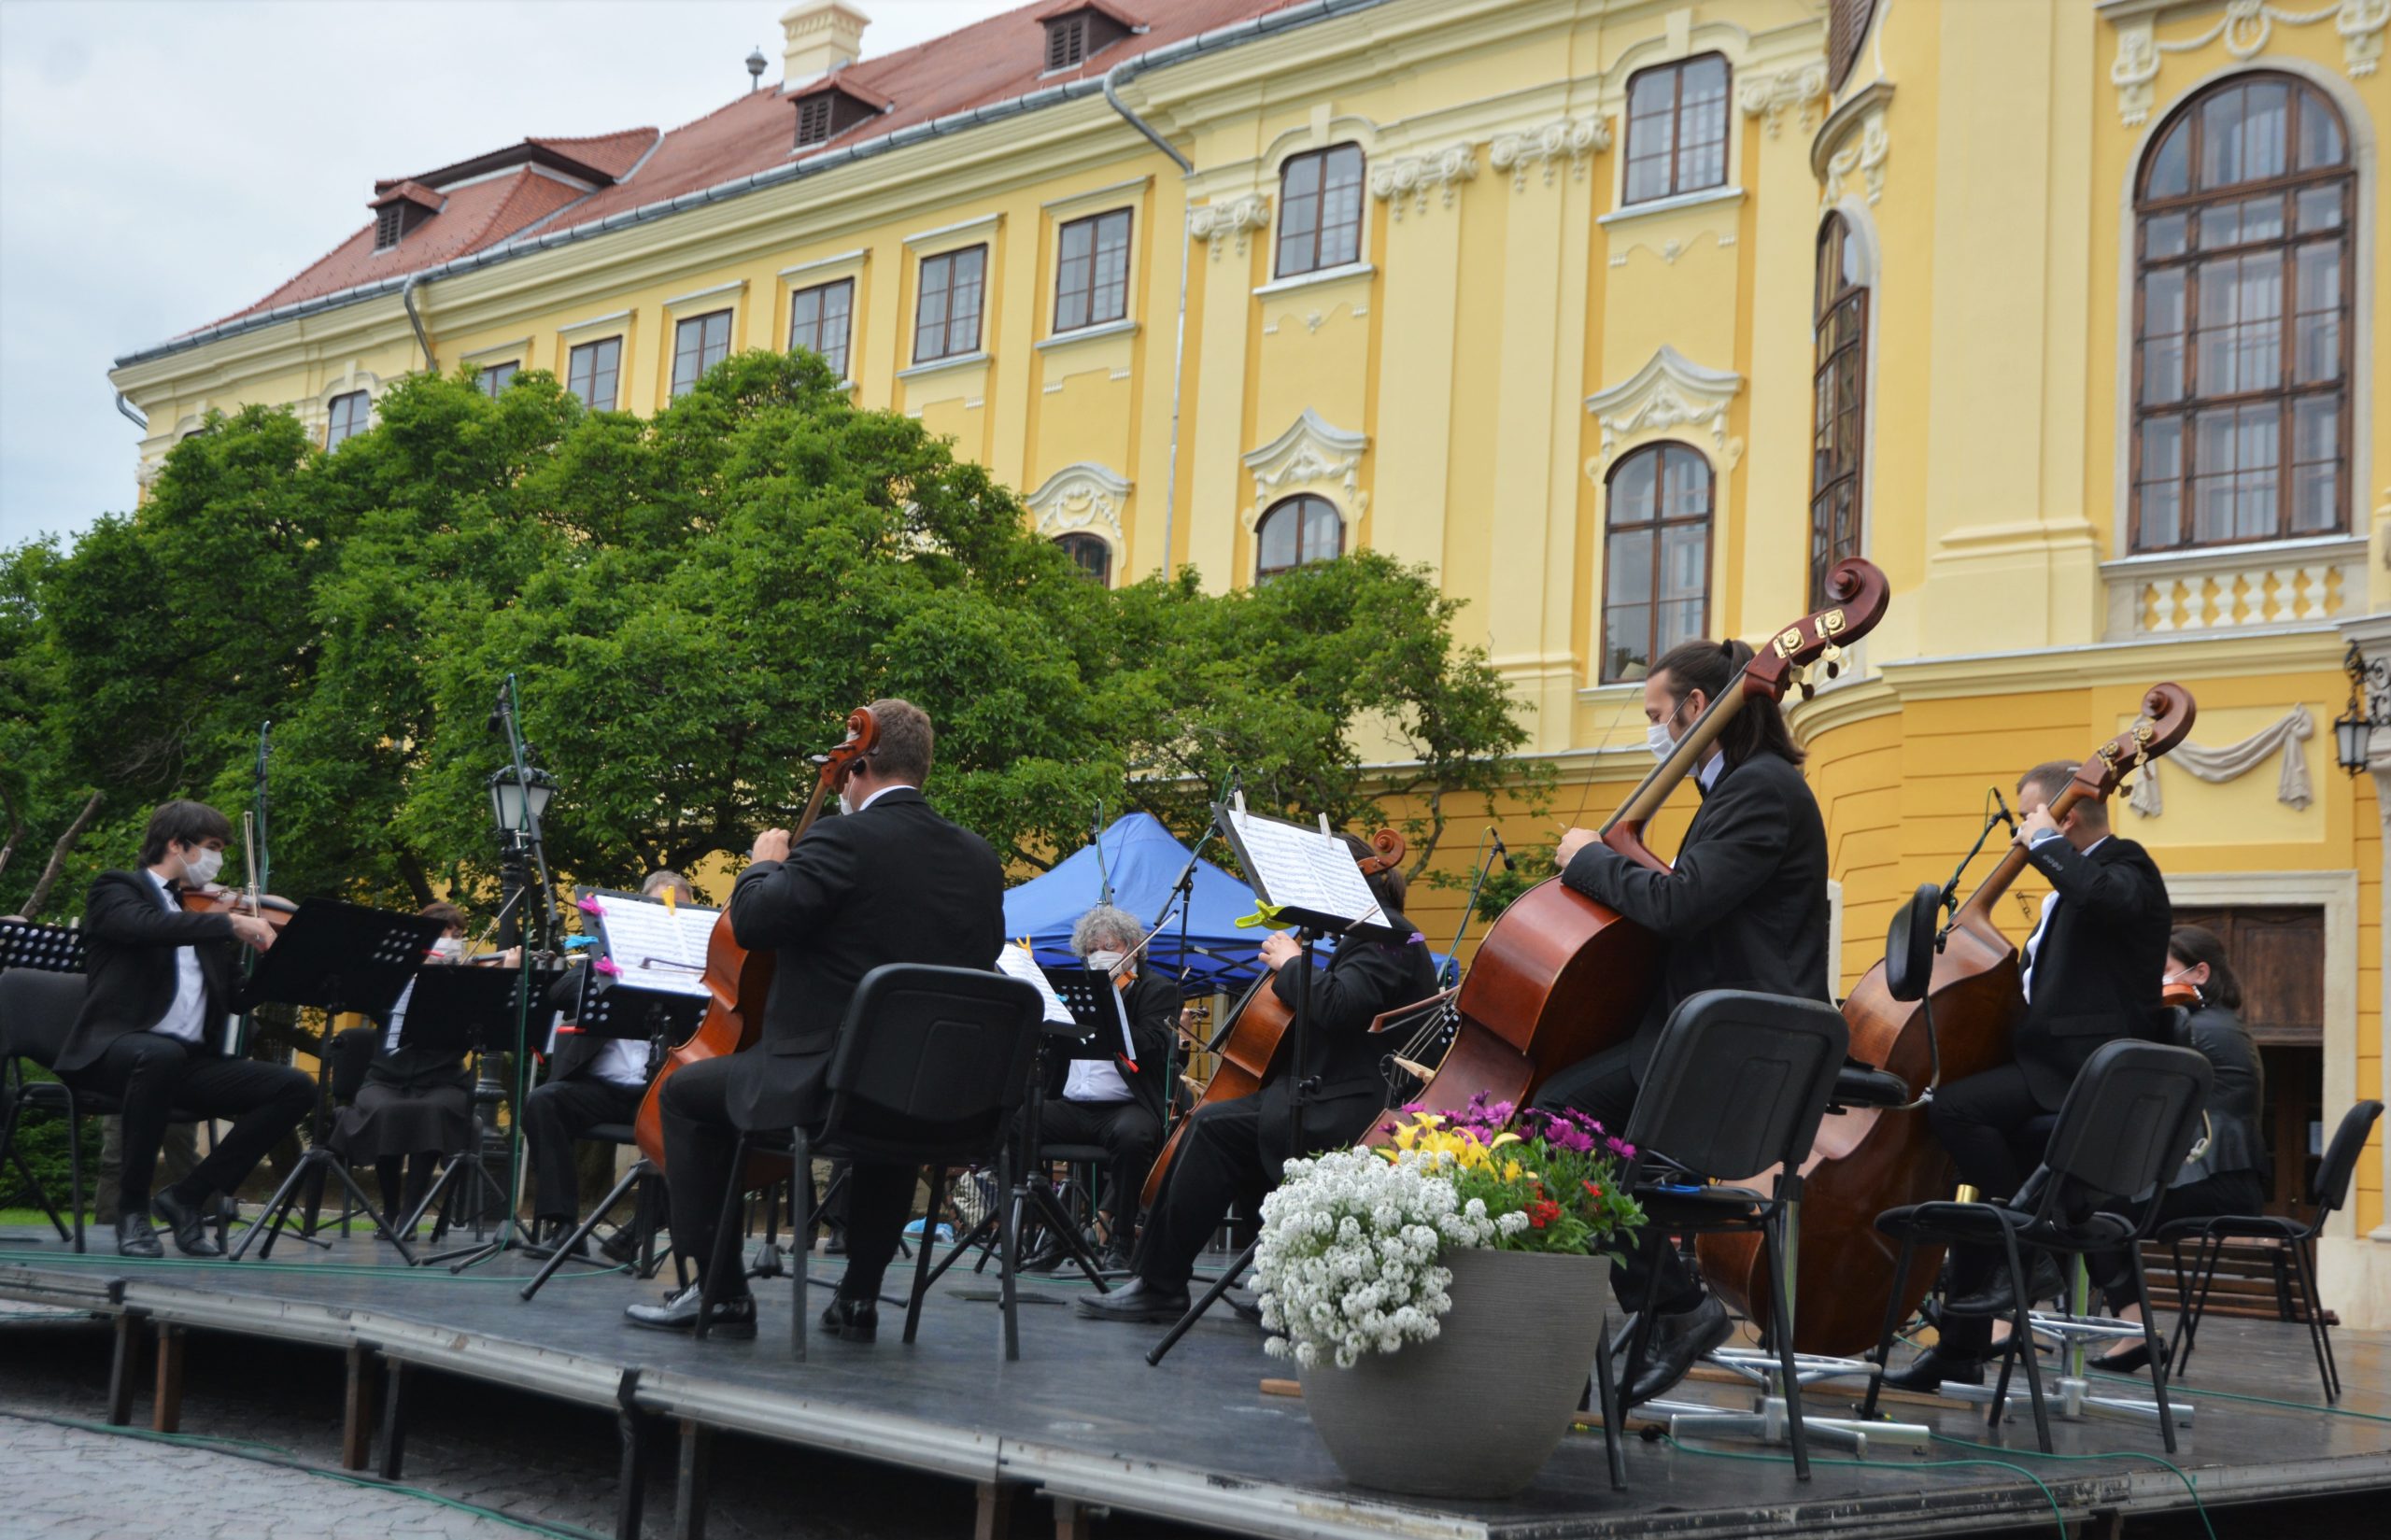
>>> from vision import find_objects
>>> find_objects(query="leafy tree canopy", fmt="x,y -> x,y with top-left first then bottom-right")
0,350 -> 1541,922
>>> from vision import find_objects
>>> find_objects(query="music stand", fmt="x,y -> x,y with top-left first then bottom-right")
0,919 -> 88,975
517,979 -> 700,1301
1148,799 -> 1400,1366
388,963 -> 560,1257
229,901 -> 442,1262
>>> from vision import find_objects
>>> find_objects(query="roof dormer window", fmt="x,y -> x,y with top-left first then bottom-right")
374,205 -> 403,251
1039,3 -> 1134,72
368,184 -> 442,251
790,79 -> 884,148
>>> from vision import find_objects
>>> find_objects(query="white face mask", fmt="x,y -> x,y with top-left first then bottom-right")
1645,723 -> 1677,761
430,936 -> 464,962
1087,948 -> 1127,974
177,846 -> 224,887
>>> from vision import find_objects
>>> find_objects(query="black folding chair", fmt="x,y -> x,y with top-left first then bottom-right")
2158,1097 -> 2383,1399
1596,988 -> 1851,1485
697,964 -> 1044,1360
0,969 -> 225,1253
1864,1038 -> 2210,1453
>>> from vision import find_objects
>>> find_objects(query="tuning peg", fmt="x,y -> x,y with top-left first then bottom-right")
1825,660 -> 1841,681
1801,682 -> 1817,700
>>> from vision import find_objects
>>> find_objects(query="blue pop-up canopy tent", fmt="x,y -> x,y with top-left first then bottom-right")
1003,813 -> 1265,995
1003,812 -> 1453,996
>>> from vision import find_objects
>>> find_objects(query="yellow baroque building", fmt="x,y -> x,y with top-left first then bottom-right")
107,0 -> 2391,1322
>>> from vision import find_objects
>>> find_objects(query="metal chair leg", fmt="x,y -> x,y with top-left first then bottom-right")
1761,1217 -> 1810,1481
1592,1311 -> 1628,1491
67,1102 -> 87,1254
695,1134 -> 749,1343
997,1142 -> 1020,1362
2293,1235 -> 2338,1399
906,1166 -> 945,1345
788,1129 -> 809,1363
1999,1232 -> 2053,1453
1861,1241 -> 1914,1422
2129,1248 -> 2178,1456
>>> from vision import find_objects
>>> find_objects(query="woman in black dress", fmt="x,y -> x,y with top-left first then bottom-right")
332,901 -> 480,1228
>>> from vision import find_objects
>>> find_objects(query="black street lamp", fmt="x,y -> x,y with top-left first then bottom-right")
2333,640 -> 2388,777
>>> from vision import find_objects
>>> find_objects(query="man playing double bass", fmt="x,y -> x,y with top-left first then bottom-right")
1539,637 -> 1832,1407
625,699 -> 1006,1341
1885,757 -> 2172,1392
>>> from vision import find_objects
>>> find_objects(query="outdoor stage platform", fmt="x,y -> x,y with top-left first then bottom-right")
3,1227 -> 2385,1540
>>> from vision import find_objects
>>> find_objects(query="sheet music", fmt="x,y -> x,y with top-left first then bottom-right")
587,892 -> 724,1000
1224,806 -> 1389,930
997,943 -> 1078,1027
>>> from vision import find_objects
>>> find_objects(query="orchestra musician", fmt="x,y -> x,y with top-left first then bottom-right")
1535,637 -> 1832,1408
1886,757 -> 2172,1392
625,700 -> 1005,1341
53,800 -> 313,1259
2084,925 -> 2267,1373
328,901 -> 481,1230
1023,904 -> 1176,1272
1076,834 -> 1437,1325
523,869 -> 696,1246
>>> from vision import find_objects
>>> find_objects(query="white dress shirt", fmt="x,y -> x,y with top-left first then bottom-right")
591,1038 -> 649,1087
2019,832 -> 2107,1003
853,782 -> 918,812
144,868 -> 210,1047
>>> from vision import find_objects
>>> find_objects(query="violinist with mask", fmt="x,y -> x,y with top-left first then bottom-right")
54,800 -> 312,1259
1536,637 -> 1832,1407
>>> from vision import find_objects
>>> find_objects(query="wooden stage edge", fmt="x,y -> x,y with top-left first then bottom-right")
3,1233 -> 2387,1540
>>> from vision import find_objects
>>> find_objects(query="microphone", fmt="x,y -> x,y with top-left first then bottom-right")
1990,788 -> 2018,833
1488,827 -> 1517,872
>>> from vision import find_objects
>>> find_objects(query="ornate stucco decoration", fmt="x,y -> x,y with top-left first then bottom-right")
1489,117 -> 1610,191
1239,409 -> 1369,530
1812,80 -> 1893,206
1582,346 -> 1744,472
1738,63 -> 1830,138
2126,705 -> 2315,816
1368,144 -> 1478,219
2109,1 -> 2386,126
1025,460 -> 1132,548
1190,195 -> 1270,261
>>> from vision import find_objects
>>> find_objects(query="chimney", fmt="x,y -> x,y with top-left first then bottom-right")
781,1 -> 870,87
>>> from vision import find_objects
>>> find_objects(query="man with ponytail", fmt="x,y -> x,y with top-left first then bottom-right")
1539,637 -> 1832,1407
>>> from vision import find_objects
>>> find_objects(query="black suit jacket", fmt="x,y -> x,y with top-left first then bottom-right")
1255,909 -> 1440,1154
1561,750 -> 1832,1077
2014,833 -> 2172,1107
1050,968 -> 1180,1123
2176,1002 -> 2266,1187
725,788 -> 1007,1128
56,869 -> 240,1074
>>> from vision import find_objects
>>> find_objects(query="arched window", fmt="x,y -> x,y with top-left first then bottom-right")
1810,213 -> 1869,605
2131,75 -> 2353,551
1623,55 -> 1731,205
1602,444 -> 1712,684
1276,144 -> 1365,277
1254,495 -> 1343,583
1055,532 -> 1112,586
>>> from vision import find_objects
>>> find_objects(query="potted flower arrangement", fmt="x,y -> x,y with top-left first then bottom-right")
1255,1094 -> 1644,1498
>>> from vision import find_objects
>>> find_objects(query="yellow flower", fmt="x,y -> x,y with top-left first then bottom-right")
1488,1132 -> 1523,1151
1501,1159 -> 1523,1182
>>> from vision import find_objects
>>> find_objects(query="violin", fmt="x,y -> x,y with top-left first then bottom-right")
1139,827 -> 1403,1208
634,708 -> 879,1180
1699,683 -> 2198,1355
178,883 -> 297,929
1400,559 -> 1890,1122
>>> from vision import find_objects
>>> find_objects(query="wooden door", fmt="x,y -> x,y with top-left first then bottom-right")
2171,906 -> 2323,1216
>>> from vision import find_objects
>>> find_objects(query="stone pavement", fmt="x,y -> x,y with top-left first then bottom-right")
0,1413 -> 541,1539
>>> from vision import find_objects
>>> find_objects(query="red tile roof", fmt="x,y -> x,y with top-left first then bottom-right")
367,180 -> 444,213
165,0 -> 1310,341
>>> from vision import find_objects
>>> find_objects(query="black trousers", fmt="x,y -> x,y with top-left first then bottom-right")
658,1054 -> 913,1303
1927,1063 -> 2049,1355
62,1034 -> 314,1212
522,1075 -> 644,1222
1136,1088 -> 1377,1292
2087,1167 -> 2269,1313
1040,1096 -> 1161,1226
1533,1041 -> 1704,1317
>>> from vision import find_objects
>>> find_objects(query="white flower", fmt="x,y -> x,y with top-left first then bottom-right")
1252,1146 -> 1478,1368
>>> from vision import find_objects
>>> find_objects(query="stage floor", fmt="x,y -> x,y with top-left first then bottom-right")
2,1225 -> 2384,1539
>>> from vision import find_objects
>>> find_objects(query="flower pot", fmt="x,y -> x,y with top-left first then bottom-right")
1296,1246 -> 1609,1499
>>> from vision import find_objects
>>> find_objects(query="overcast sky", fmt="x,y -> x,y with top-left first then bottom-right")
0,0 -> 1021,548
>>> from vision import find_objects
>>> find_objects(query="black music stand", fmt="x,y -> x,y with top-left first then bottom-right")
229,901 -> 442,1262
389,963 -> 560,1256
0,919 -> 88,975
1147,799 -> 1401,1366
516,980 -> 700,1301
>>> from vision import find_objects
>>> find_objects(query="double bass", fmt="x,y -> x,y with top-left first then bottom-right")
633,708 -> 880,1177
1696,683 -> 2197,1354
1406,558 -> 1891,1119
1139,827 -> 1406,1208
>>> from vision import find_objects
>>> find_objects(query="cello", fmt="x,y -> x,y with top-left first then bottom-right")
1406,558 -> 1891,1119
633,707 -> 880,1177
1696,683 -> 2196,1354
1139,827 -> 1406,1208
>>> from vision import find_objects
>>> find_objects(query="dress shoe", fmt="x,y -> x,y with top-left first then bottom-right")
1224,1288 -> 1264,1327
2096,1337 -> 2170,1377
1018,1231 -> 1068,1274
1072,1277 -> 1191,1323
1945,1253 -> 2065,1316
114,1212 -> 163,1260
1878,1344 -> 1988,1392
818,1295 -> 878,1342
1622,1294 -> 1733,1408
625,1283 -> 757,1339
151,1190 -> 221,1258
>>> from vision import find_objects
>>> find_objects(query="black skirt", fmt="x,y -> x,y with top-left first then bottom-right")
332,1080 -> 472,1163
